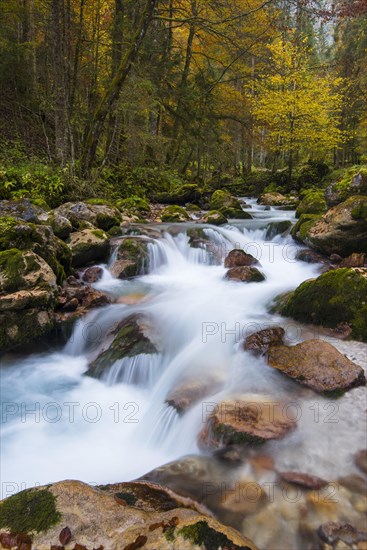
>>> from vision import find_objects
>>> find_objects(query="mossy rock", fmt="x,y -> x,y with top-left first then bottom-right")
156,184 -> 202,206
209,190 -> 247,217
200,210 -> 228,225
67,228 -> 109,267
54,201 -> 121,231
0,198 -> 47,224
219,206 -> 252,219
110,237 -> 149,278
161,205 -> 190,223
0,217 -> 72,283
86,314 -> 158,377
325,166 -> 367,206
291,214 -> 320,243
0,488 -> 61,534
282,268 -> 367,342
46,212 -> 72,240
116,196 -> 150,214
296,191 -> 327,218
266,220 -> 293,240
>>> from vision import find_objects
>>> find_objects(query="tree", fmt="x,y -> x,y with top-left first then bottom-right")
252,35 -> 344,179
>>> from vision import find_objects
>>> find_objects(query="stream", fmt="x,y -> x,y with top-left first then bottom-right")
1,199 -> 366,549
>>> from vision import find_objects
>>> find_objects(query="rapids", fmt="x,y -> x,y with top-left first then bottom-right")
1,199 -> 366,548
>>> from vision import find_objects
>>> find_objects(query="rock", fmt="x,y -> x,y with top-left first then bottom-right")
244,327 -> 285,355
355,450 -> 367,475
199,210 -> 228,225
267,340 -> 366,394
296,191 -> 327,218
330,253 -> 343,263
0,216 -> 72,282
338,475 -> 367,495
225,266 -> 265,283
304,196 -> 367,257
0,250 -> 57,351
46,212 -> 73,239
155,184 -> 202,206
82,265 -> 104,283
325,168 -> 367,207
110,238 -> 149,279
0,480 -> 258,550
258,193 -> 297,208
340,253 -> 366,268
209,190 -> 251,219
161,205 -> 190,222
281,268 -> 367,342
224,250 -> 259,268
67,229 -> 109,267
318,521 -> 367,546
0,198 -> 47,223
265,220 -> 292,240
86,314 -> 158,377
291,213 -> 321,243
279,472 -> 328,490
166,375 -> 224,414
55,201 -> 121,231
198,396 -> 296,449
296,249 -> 329,264
62,297 -> 79,311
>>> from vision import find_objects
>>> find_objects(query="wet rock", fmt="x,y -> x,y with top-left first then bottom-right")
0,480 -> 258,550
86,314 -> 158,377
318,521 -> 367,546
267,340 -> 366,394
279,472 -> 328,490
67,229 -> 109,267
110,238 -> 149,279
198,396 -> 296,450
296,249 -> 329,265
199,210 -> 228,225
338,475 -> 367,495
265,220 -> 292,240
340,253 -> 366,268
355,450 -> 367,475
244,327 -> 285,355
161,205 -> 190,222
248,453 -> 275,474
0,250 -> 57,351
304,196 -> 367,257
225,266 -> 265,283
166,375 -> 224,414
258,193 -> 297,208
82,266 -> 103,283
210,190 -> 251,219
224,250 -> 259,268
280,268 -> 367,342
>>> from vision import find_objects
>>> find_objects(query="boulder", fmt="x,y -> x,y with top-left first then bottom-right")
198,396 -> 296,449
0,480 -> 258,550
225,266 -> 265,283
82,265 -> 104,283
0,216 -> 72,282
199,210 -> 228,225
296,191 -> 327,218
67,228 -> 109,267
110,237 -> 149,279
291,214 -> 321,243
265,220 -> 292,240
46,212 -> 72,239
209,190 -> 251,219
267,340 -> 366,394
295,249 -> 329,265
303,196 -> 367,256
166,375 -> 224,414
0,249 -> 57,351
258,193 -> 297,208
86,314 -> 158,378
54,201 -> 121,231
281,268 -> 367,342
0,198 -> 47,223
224,250 -> 259,268
244,327 -> 285,355
161,205 -> 190,222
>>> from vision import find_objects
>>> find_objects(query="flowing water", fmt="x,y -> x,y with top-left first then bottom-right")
1,199 -> 366,548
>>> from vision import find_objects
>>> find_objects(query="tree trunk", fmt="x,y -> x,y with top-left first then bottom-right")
80,0 -> 157,174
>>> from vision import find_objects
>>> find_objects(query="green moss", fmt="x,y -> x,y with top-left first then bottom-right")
291,214 -> 320,242
200,210 -> 228,225
86,198 -> 112,206
0,248 -> 26,292
179,521 -> 250,550
0,488 -> 61,534
283,268 -> 367,342
164,526 -> 176,541
296,190 -> 327,218
31,198 -> 51,211
108,225 -> 122,236
114,492 -> 137,506
91,229 -> 106,239
351,199 -> 367,221
161,205 -> 190,222
96,212 -> 120,231
116,196 -> 150,214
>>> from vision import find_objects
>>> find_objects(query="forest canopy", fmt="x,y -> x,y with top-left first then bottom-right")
0,0 -> 366,200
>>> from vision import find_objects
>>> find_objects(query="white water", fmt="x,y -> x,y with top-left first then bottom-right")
1,199 -> 366,503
